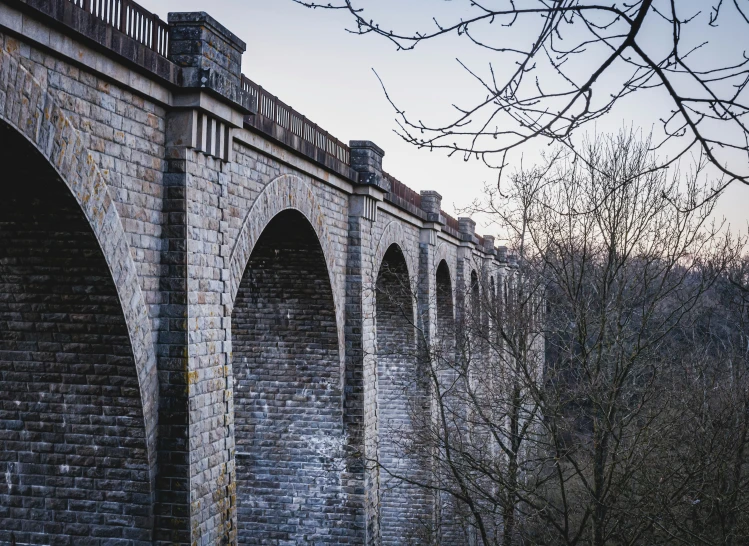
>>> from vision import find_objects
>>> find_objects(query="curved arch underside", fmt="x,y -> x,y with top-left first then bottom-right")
233,210 -> 359,543
470,270 -> 481,331
375,244 -> 431,542
436,260 -> 454,340
0,123 -> 151,544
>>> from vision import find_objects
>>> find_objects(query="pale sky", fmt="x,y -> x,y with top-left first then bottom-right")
154,0 -> 749,237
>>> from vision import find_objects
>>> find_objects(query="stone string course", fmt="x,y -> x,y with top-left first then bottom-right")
0,1 -> 519,544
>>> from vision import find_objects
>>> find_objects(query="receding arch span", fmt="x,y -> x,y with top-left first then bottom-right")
433,261 -> 464,543
375,244 -> 431,541
232,209 -> 358,543
436,260 -> 455,339
373,220 -> 417,287
470,269 -> 481,329
0,121 -> 152,544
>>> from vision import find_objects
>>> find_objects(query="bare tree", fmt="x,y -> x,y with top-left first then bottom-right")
637,256 -> 749,544
294,0 -> 748,195
517,133 -> 739,546
369,132 -> 747,545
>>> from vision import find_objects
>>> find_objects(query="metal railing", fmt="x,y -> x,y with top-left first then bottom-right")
384,172 -> 422,210
442,211 -> 460,234
241,75 -> 350,165
61,0 -> 473,242
68,0 -> 169,57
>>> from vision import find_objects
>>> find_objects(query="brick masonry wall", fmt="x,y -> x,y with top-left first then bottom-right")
0,31 -> 167,342
375,244 -> 433,543
0,122 -> 151,545
232,210 -> 362,543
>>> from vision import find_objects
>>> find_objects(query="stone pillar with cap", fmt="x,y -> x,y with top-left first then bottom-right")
419,190 -> 443,222
458,217 -> 477,243
453,217 -> 476,339
168,11 -> 249,107
346,140 -> 388,542
497,246 -> 508,263
350,140 -> 388,190
157,11 -> 257,545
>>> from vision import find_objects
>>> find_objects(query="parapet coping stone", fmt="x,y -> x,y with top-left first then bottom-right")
168,11 -> 246,53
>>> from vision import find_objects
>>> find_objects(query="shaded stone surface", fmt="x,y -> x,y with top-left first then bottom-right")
376,244 -> 432,543
233,210 -> 361,544
0,122 -> 151,546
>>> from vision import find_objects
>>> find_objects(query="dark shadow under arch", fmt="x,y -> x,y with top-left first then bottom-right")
470,269 -> 481,332
232,209 -> 357,544
375,244 -> 432,541
436,260 -> 455,340
0,122 -> 152,545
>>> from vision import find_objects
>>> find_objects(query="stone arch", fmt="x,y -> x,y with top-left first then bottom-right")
436,259 -> 455,338
0,47 -> 157,478
488,273 -> 495,323
470,269 -> 481,323
433,258 -> 463,546
228,173 -> 344,358
232,209 -> 358,543
434,242 -> 455,317
375,243 -> 431,541
373,220 -> 418,292
434,242 -> 454,276
0,50 -> 156,543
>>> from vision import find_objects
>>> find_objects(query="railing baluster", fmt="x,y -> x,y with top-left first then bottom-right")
239,74 -> 353,172
151,17 -> 157,49
118,0 -> 126,33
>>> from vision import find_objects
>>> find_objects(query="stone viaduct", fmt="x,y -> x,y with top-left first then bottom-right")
0,1 -> 515,543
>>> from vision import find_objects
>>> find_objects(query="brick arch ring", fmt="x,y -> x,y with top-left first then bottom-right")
373,220 -> 417,285
434,242 -> 455,280
228,173 -> 346,362
373,220 -> 418,322
0,48 -> 159,481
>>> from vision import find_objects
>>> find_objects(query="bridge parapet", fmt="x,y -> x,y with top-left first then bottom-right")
10,0 -> 500,254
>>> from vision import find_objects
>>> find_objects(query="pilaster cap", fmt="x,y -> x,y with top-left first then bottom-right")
349,140 -> 385,157
168,12 -> 246,53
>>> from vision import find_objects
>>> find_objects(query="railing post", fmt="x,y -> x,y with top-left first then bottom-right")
151,15 -> 159,51
119,0 -> 127,33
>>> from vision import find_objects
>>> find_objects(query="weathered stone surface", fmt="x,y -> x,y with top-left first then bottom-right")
0,3 -> 515,544
233,210 -> 361,543
0,123 -> 152,546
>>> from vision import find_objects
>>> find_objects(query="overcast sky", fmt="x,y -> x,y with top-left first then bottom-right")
154,0 -> 749,237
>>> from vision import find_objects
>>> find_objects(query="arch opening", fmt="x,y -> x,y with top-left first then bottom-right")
470,269 -> 481,328
0,122 -> 151,544
436,260 -> 455,341
375,244 -> 431,541
433,259 -> 464,542
232,209 -> 354,543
